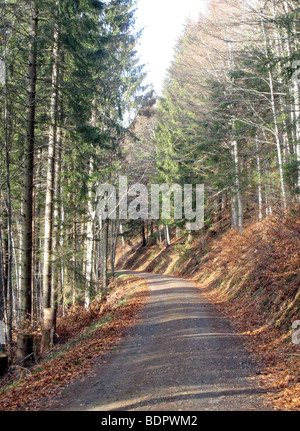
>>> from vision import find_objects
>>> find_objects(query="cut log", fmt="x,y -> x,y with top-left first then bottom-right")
0,355 -> 8,376
16,334 -> 34,365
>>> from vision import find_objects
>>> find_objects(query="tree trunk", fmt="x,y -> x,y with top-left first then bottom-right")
100,221 -> 108,292
111,219 -> 120,277
142,220 -> 146,247
232,140 -> 243,231
20,0 -> 38,324
41,21 -> 59,352
42,24 -> 59,311
4,53 -> 13,343
120,223 -> 125,247
16,334 -> 34,365
0,230 -> 5,333
40,308 -> 55,354
158,224 -> 162,243
262,19 -> 287,210
164,225 -> 170,247
85,158 -> 95,309
256,137 -> 263,221
292,64 -> 300,201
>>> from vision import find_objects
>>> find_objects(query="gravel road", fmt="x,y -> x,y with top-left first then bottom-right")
50,271 -> 270,411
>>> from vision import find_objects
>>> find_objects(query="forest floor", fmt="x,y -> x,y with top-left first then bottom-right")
44,271 -> 271,411
0,275 -> 149,411
0,213 -> 298,411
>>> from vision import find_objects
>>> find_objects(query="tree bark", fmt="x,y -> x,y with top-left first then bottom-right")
3,48 -> 13,342
164,225 -> 170,247
262,19 -> 287,210
142,220 -> 146,247
292,65 -> 300,201
20,0 -> 38,324
16,334 -> 34,365
111,219 -> 120,278
42,24 -> 59,311
40,308 -> 55,354
232,140 -> 243,231
256,137 -> 263,221
85,159 -> 95,309
100,221 -> 108,292
41,17 -> 59,352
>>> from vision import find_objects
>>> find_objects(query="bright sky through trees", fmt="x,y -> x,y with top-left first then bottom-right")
135,0 -> 209,94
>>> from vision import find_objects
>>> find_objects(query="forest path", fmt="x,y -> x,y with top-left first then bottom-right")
50,271 -> 270,411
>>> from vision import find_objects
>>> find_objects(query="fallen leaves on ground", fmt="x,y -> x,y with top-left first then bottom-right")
120,210 -> 300,411
0,276 -> 149,411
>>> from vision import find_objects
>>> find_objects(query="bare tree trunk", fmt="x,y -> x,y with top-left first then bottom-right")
85,159 -> 95,309
42,24 -> 59,310
41,21 -> 59,353
111,219 -> 120,277
4,37 -> 13,343
0,227 -> 7,340
32,147 -> 42,320
50,121 -> 62,337
20,1 -> 38,324
232,193 -> 238,229
158,224 -> 162,243
164,225 -> 170,247
142,220 -> 146,247
72,212 -> 77,306
232,140 -> 243,231
100,221 -> 108,293
292,65 -> 300,201
120,223 -> 125,247
262,19 -> 287,210
256,137 -> 263,221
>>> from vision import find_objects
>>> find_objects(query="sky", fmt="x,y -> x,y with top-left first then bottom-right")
134,0 -> 210,95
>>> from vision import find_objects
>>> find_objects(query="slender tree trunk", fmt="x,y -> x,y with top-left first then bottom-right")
32,147 -> 42,320
100,221 -> 108,293
164,225 -> 170,247
292,66 -> 300,201
111,219 -> 120,277
262,19 -> 287,210
50,121 -> 62,335
42,24 -> 59,310
158,224 -> 162,243
72,211 -> 77,306
20,1 -> 38,324
85,159 -> 95,309
256,137 -> 263,221
141,220 -> 146,247
120,223 -> 125,247
232,140 -> 243,231
3,38 -> 13,343
41,21 -> 59,353
0,227 -> 7,339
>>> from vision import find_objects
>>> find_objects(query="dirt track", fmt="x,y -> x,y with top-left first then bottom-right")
49,271 -> 270,411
